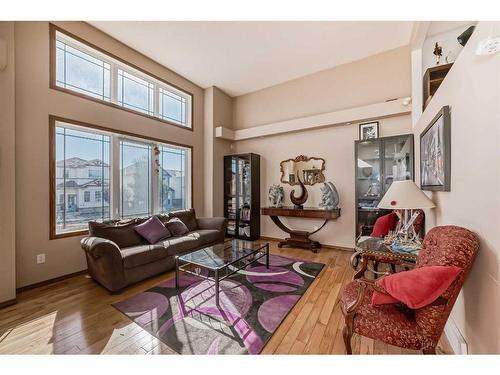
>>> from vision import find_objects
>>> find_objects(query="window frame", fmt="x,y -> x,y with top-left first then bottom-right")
49,115 -> 194,240
49,23 -> 194,132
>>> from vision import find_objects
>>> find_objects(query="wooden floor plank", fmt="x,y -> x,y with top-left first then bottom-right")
0,241 -> 452,355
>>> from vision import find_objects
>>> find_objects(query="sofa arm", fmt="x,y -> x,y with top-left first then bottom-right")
196,217 -> 228,232
81,236 -> 125,293
81,236 -> 121,259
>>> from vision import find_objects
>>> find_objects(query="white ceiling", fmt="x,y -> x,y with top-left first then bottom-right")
89,21 -> 414,97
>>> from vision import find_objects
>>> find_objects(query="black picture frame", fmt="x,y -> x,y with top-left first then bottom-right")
420,105 -> 451,191
359,121 -> 379,140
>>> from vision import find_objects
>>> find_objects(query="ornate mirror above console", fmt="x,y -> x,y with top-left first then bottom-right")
280,155 -> 326,186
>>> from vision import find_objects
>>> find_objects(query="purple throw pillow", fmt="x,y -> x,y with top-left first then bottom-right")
165,217 -> 189,237
134,216 -> 172,244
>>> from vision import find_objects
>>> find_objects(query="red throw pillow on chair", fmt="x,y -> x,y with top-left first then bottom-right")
371,265 -> 462,309
370,212 -> 397,237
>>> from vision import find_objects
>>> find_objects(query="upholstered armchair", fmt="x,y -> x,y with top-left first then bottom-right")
341,226 -> 479,354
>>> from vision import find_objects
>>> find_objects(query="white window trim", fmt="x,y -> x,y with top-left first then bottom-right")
54,121 -> 192,235
55,29 -> 192,129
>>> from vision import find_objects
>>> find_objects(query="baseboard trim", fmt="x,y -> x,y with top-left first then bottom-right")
0,298 -> 17,310
259,236 -> 354,252
16,269 -> 88,293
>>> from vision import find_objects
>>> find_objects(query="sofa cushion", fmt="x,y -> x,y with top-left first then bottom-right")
165,217 -> 189,236
168,208 -> 198,231
160,234 -> 205,256
134,216 -> 171,244
121,244 -> 169,269
89,218 -> 147,248
188,229 -> 221,246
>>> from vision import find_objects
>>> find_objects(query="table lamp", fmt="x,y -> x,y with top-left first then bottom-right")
378,180 -> 436,243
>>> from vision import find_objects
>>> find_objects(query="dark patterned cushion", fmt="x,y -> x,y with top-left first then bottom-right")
168,208 -> 197,231
165,217 -> 189,237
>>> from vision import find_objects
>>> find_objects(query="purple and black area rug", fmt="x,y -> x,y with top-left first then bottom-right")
113,254 -> 324,354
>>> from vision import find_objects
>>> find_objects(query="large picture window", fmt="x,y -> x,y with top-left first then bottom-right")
51,25 -> 193,130
51,117 -> 192,239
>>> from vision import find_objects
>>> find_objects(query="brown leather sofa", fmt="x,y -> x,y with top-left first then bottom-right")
81,209 -> 227,293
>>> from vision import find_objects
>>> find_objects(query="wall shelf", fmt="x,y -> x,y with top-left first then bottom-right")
423,63 -> 453,110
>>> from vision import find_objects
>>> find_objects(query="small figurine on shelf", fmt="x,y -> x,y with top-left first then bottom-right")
268,184 -> 284,207
319,182 -> 340,210
433,42 -> 443,65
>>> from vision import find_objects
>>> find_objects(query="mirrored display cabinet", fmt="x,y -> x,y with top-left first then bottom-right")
224,153 -> 260,240
355,134 -> 414,238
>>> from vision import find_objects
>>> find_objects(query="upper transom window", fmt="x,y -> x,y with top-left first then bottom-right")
53,27 -> 193,129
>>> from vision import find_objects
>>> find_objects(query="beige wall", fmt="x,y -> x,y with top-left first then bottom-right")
203,87 -> 233,217
413,21 -> 500,354
0,22 -> 17,303
235,116 -> 411,248
14,22 -> 205,288
211,88 -> 234,217
233,46 -> 411,129
232,46 -> 412,248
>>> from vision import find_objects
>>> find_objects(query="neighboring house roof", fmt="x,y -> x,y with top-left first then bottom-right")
56,157 -> 109,168
56,179 -> 109,189
165,169 -> 183,177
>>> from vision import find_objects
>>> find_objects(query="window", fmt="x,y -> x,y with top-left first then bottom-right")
55,125 -> 111,235
52,26 -> 193,129
56,40 -> 111,101
88,169 -> 102,179
159,145 -> 188,212
51,117 -> 192,238
117,69 -> 154,116
120,140 -> 152,218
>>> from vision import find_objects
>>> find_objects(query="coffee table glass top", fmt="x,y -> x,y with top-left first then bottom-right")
178,240 -> 268,270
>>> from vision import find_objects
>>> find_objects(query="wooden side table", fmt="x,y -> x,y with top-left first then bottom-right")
261,206 -> 340,252
351,239 -> 419,280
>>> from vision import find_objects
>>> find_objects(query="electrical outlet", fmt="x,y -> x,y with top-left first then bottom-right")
36,254 -> 46,264
476,37 -> 500,55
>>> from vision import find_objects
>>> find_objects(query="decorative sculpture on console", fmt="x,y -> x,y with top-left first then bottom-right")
268,184 -> 284,208
290,176 -> 308,209
319,181 -> 340,210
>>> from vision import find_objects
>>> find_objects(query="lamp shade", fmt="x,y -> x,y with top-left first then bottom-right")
378,180 -> 436,209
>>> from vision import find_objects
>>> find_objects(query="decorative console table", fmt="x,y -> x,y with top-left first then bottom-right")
261,206 -> 341,252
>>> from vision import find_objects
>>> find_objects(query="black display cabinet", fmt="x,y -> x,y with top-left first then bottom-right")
224,153 -> 260,240
355,134 -> 414,238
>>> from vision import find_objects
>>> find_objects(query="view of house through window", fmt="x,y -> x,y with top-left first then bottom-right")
54,28 -> 192,129
160,145 -> 187,212
55,126 -> 111,234
120,140 -> 152,218
54,119 -> 191,236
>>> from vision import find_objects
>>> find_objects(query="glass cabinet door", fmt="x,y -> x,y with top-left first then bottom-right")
236,156 -> 251,238
356,139 -> 382,209
382,135 -> 414,192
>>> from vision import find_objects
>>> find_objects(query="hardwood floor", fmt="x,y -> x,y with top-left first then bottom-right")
0,241 -> 451,355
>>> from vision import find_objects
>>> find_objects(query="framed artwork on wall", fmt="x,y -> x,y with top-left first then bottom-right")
359,121 -> 379,140
420,105 -> 451,191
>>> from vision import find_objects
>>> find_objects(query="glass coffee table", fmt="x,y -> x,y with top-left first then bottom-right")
175,240 -> 270,306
